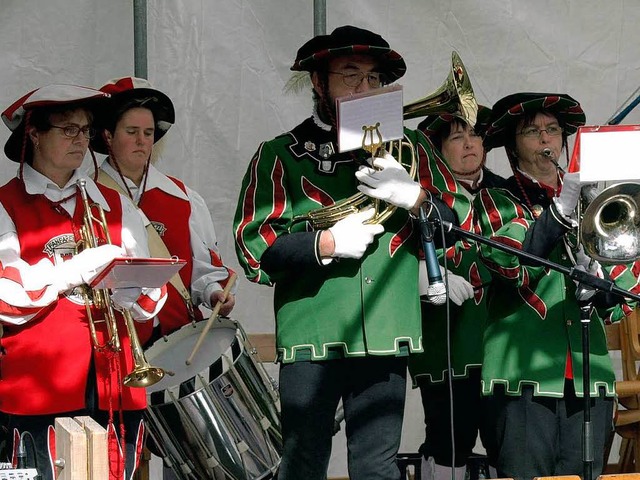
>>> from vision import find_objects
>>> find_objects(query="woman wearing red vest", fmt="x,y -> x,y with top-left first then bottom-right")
0,84 -> 167,480
92,77 -> 236,349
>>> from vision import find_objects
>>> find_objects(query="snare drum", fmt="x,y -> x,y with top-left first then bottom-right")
144,317 -> 281,480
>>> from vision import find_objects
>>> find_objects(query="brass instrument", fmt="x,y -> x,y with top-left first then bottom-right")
404,51 -> 478,127
581,182 -> 640,264
76,179 -> 165,388
293,51 -> 478,230
549,156 -> 640,265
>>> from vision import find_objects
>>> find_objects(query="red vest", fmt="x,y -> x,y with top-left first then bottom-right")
136,177 -> 200,345
0,178 -> 146,414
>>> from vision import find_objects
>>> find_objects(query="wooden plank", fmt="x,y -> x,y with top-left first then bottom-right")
598,474 -> 640,480
534,477 -> 580,480
606,323 -> 621,350
74,416 -> 108,480
248,333 -> 277,363
55,417 -> 88,480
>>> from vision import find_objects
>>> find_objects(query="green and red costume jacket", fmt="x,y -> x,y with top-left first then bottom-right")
409,169 -> 506,385
473,174 -> 639,398
234,117 -> 472,363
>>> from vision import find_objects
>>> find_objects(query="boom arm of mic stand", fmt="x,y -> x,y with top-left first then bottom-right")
438,220 -> 640,303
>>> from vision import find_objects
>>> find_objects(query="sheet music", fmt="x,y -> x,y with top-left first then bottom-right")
336,85 -> 404,153
90,257 -> 186,289
578,126 -> 640,182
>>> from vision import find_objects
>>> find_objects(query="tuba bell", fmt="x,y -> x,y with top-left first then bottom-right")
292,51 -> 478,230
580,182 -> 640,264
404,51 -> 478,127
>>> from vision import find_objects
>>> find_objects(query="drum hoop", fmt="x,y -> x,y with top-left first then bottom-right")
148,320 -> 245,405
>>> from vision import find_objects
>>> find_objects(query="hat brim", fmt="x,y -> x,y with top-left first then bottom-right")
4,125 -> 26,163
484,93 -> 585,151
418,105 -> 492,138
4,96 -> 108,163
292,45 -> 407,83
91,88 -> 175,155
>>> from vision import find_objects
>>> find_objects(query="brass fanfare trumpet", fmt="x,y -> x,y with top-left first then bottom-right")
292,51 -> 477,230
76,179 -> 165,388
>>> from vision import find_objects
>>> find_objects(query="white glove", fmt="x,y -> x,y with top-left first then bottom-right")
355,153 -> 421,210
419,262 -> 474,306
328,208 -> 384,259
572,246 -> 603,302
111,287 -> 142,311
553,172 -> 581,219
441,266 -> 475,306
55,244 -> 124,292
574,245 -> 602,276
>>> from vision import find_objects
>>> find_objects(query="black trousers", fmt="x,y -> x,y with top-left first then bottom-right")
418,367 -> 491,467
277,356 -> 407,480
484,380 -> 614,480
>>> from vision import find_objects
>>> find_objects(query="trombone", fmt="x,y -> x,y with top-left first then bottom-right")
76,179 -> 165,388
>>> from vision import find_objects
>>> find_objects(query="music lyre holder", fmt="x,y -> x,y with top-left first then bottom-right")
434,217 -> 640,480
361,122 -> 383,155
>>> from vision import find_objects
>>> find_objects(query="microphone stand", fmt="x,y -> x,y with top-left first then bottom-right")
435,218 -> 640,479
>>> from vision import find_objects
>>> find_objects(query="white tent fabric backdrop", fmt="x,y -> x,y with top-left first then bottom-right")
1,0 -> 639,476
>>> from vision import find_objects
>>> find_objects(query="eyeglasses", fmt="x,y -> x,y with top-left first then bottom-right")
49,124 -> 96,139
517,125 -> 563,138
328,70 -> 386,88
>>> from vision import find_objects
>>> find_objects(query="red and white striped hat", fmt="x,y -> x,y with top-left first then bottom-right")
2,84 -> 109,162
91,76 -> 175,155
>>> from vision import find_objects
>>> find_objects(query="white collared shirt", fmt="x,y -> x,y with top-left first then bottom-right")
100,160 -> 235,307
0,164 -> 163,324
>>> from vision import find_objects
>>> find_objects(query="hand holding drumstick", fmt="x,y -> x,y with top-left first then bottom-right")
186,272 -> 237,366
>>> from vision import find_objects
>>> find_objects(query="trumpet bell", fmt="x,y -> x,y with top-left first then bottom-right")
581,182 -> 640,264
123,365 -> 166,388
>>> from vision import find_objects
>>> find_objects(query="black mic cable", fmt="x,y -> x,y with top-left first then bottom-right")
421,197 -> 457,474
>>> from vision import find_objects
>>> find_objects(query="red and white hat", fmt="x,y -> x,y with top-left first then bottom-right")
91,76 -> 175,155
2,84 -> 109,162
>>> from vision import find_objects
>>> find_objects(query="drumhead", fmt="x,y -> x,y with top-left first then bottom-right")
144,321 -> 237,394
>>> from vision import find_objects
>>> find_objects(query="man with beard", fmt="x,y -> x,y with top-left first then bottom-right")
233,25 -> 472,480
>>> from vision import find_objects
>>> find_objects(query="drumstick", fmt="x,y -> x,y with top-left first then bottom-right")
186,272 -> 237,366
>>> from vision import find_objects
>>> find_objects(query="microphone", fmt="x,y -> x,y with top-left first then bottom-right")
418,204 -> 446,305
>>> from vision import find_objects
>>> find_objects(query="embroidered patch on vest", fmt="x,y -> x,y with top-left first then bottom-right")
151,221 -> 167,237
286,120 -> 353,175
44,234 -> 75,260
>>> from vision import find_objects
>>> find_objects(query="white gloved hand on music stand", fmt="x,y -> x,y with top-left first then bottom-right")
55,244 -> 124,292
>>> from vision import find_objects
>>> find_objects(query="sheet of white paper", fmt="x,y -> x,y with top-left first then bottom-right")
580,129 -> 640,182
336,85 -> 404,153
